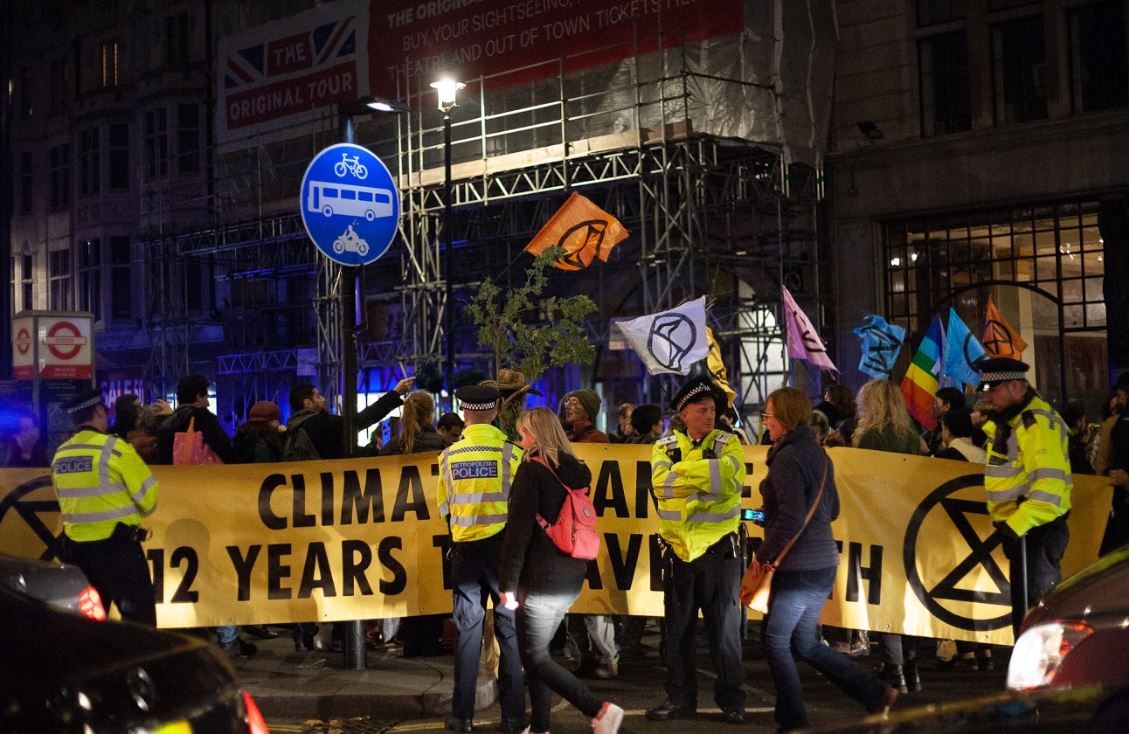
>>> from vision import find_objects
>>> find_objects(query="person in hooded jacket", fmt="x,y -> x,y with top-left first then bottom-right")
499,407 -> 624,734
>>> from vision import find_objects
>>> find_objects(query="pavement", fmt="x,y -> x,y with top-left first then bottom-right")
228,633 -> 495,721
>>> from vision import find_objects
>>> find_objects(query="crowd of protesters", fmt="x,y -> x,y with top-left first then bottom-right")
26,357 -> 1129,733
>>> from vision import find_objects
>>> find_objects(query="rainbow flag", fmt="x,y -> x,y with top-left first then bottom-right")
900,313 -> 944,430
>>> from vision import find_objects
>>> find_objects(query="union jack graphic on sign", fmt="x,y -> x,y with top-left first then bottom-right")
216,3 -> 370,148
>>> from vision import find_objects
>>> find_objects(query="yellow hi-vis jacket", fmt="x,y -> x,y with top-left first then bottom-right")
438,423 -> 523,543
51,428 -> 159,542
982,393 -> 1072,538
651,428 -> 746,562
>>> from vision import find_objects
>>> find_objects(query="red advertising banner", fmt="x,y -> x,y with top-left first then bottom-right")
369,0 -> 743,95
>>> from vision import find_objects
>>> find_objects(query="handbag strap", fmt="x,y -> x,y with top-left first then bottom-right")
530,454 -> 573,529
768,451 -> 830,570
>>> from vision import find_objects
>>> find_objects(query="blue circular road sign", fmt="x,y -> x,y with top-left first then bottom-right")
299,143 -> 401,267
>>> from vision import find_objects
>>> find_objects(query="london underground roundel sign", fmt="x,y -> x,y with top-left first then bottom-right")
299,143 -> 401,267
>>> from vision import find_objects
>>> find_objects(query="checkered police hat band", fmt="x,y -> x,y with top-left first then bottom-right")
981,370 -> 1026,384
67,395 -> 103,414
677,384 -> 712,412
461,400 -> 497,411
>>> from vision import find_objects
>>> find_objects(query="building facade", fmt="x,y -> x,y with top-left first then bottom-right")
830,0 -> 1129,412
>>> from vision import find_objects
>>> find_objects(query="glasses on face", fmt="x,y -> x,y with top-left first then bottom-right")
760,412 -> 775,419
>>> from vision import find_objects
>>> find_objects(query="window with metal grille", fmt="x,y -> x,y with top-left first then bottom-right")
177,103 -> 200,174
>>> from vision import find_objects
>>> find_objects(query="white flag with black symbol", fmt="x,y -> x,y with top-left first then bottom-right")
615,297 -> 710,376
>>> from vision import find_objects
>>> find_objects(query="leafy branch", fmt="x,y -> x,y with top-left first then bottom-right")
466,247 -> 597,381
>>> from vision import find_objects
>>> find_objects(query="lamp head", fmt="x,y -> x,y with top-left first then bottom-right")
430,77 -> 464,113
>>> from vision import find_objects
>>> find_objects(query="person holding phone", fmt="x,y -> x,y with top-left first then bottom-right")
748,387 -> 897,731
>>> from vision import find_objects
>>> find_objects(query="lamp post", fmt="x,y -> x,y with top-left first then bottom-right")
335,95 -> 407,671
431,77 -> 462,411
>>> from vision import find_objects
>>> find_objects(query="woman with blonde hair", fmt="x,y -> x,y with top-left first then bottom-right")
853,378 -> 922,694
380,391 -> 447,455
499,407 -> 623,734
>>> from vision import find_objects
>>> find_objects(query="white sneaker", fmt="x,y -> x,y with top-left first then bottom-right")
592,702 -> 624,734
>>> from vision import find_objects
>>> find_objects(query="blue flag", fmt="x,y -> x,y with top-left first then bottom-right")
853,314 -> 906,379
944,307 -> 988,386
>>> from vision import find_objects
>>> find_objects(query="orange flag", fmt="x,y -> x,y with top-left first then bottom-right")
981,295 -> 1028,359
523,192 -> 628,270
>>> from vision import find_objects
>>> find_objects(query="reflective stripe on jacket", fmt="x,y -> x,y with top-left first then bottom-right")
51,428 -> 159,542
983,394 -> 1072,537
438,423 -> 522,543
651,428 -> 745,562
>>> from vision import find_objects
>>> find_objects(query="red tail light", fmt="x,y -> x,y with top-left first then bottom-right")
78,585 -> 106,621
242,690 -> 270,734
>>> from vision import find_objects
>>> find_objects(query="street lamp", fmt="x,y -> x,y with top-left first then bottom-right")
431,77 -> 463,411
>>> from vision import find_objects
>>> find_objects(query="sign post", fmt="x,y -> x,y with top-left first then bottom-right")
300,138 -> 401,671
10,311 -> 95,456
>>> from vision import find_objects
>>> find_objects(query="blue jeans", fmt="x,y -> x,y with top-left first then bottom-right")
519,584 -> 603,732
762,567 -> 887,730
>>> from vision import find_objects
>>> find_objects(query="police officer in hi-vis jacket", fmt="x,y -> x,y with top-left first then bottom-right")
646,375 -> 748,725
437,384 -> 526,733
51,388 -> 159,624
978,357 -> 1072,634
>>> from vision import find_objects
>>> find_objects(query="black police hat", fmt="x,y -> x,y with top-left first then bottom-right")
455,384 -> 500,411
978,357 -> 1030,390
671,375 -> 722,413
65,388 -> 105,415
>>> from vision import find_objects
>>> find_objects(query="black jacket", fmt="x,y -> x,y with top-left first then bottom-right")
156,406 -> 236,465
757,425 -> 840,572
378,426 -> 448,455
286,390 -> 405,460
499,450 -> 591,594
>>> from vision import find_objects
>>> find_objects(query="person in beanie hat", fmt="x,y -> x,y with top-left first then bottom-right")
977,356 -> 1072,634
50,388 -> 159,625
234,401 -> 284,464
564,389 -> 608,443
561,388 -> 618,678
646,375 -> 748,724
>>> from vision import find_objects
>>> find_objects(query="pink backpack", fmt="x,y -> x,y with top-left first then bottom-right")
531,456 -> 600,560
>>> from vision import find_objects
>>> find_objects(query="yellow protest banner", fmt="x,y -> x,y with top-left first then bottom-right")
0,445 -> 1109,645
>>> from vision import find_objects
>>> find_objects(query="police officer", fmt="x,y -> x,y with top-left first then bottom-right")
51,388 -> 159,625
979,357 -> 1072,634
438,385 -> 526,733
646,375 -> 748,725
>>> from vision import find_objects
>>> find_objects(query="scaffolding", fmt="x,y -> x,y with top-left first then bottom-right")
140,53 -> 825,425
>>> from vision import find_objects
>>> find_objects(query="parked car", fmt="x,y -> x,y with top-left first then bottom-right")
0,552 -> 105,619
1008,545 -> 1129,691
0,583 -> 269,733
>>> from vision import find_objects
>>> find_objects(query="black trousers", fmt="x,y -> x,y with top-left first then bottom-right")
61,525 -> 156,625
662,535 -> 745,710
1002,513 -> 1069,634
450,534 -> 525,724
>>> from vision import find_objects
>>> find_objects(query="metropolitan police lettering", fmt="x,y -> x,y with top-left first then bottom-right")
451,460 -> 499,480
54,456 -> 94,474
